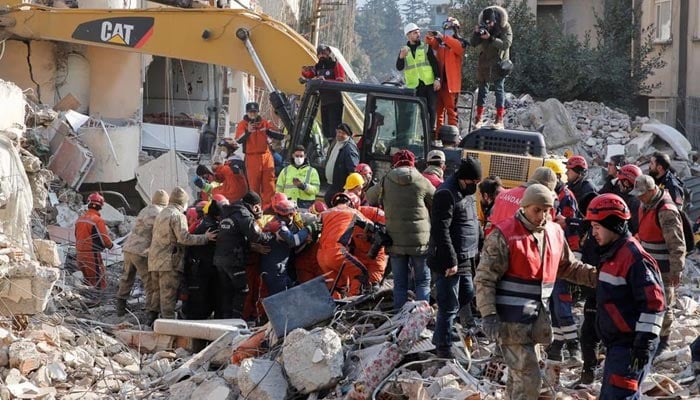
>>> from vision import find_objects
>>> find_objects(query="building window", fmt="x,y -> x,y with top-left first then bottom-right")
655,0 -> 672,42
687,97 -> 700,149
649,98 -> 674,125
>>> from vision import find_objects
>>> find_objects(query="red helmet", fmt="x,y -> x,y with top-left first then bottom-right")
617,164 -> 642,185
273,198 -> 296,216
87,192 -> 104,207
585,193 -> 631,221
309,200 -> 328,215
186,207 -> 199,224
195,201 -> 208,211
355,163 -> 373,177
212,194 -> 229,206
565,155 -> 588,171
331,192 -> 360,208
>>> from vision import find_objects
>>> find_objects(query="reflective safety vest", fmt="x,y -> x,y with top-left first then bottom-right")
275,164 -> 320,204
638,192 -> 676,273
494,217 -> 564,323
404,44 -> 435,89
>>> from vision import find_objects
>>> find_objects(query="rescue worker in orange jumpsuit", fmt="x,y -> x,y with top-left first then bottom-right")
293,200 -> 327,283
317,192 -> 370,297
211,139 -> 248,203
354,203 -> 389,287
426,17 -> 467,134
235,102 -> 285,209
75,192 -> 113,289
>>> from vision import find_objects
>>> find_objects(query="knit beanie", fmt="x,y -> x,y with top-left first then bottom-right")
455,157 -> 482,180
152,189 -> 169,206
598,215 -> 628,235
520,184 -> 555,208
527,167 -> 557,191
242,191 -> 262,206
169,187 -> 189,208
392,149 -> 415,168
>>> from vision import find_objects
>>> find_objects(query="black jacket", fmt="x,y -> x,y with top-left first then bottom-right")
427,175 -> 480,273
213,202 -> 273,268
567,178 -> 597,214
331,139 -> 359,192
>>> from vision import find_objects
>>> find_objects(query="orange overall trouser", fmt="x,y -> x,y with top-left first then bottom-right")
436,87 -> 458,130
245,152 -> 276,209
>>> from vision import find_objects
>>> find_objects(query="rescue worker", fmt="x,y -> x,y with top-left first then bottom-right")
397,22 -> 440,134
317,192 -> 370,297
353,204 -> 389,288
422,150 -> 446,188
650,151 -> 686,207
325,123 -> 359,205
616,164 -> 643,234
235,102 -> 284,209
426,17 -> 466,134
275,145 -> 320,209
293,200 -> 327,283
214,192 -> 274,319
148,187 -> 216,323
301,44 -> 346,139
477,175 -> 503,229
600,154 -> 626,194
193,164 -> 219,201
75,192 -> 114,289
355,163 -> 376,205
343,172 -> 365,198
429,157 -> 482,358
475,184 -> 598,399
470,5 -> 512,130
584,193 -> 666,399
367,150 -> 435,310
631,174 -> 685,358
488,166 -> 557,229
116,189 -> 169,317
437,125 -> 463,177
211,139 -> 247,203
565,155 -> 597,213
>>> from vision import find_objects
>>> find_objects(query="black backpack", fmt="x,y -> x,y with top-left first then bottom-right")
655,199 -> 696,253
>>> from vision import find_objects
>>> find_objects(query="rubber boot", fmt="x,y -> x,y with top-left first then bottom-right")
654,335 -> 670,360
116,298 -> 127,317
493,107 -> 505,130
473,106 -> 485,129
565,340 -> 583,367
146,311 -> 159,327
546,340 -> 564,362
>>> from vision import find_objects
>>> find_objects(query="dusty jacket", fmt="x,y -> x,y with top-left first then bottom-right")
371,166 -> 435,255
639,189 -> 686,276
469,6 -> 512,83
148,204 -> 209,273
475,210 -> 597,344
123,204 -> 163,257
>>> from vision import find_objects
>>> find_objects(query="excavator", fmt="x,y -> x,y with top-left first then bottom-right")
0,1 -> 551,189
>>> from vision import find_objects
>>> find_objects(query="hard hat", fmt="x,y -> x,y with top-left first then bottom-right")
585,193 -> 631,221
271,192 -> 288,209
442,17 -> 460,30
544,159 -> 566,175
245,102 -> 259,113
87,192 -> 105,207
343,172 -> 365,190
309,200 -> 328,215
331,192 -> 360,208
438,125 -> 460,144
404,23 -> 420,36
565,155 -> 588,171
273,198 -> 296,216
617,164 -> 642,185
355,163 -> 373,177
212,194 -> 229,206
186,207 -> 198,223
195,201 -> 208,211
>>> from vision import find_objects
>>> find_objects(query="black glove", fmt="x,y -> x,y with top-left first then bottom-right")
482,314 -> 500,341
305,221 -> 321,237
630,333 -> 655,372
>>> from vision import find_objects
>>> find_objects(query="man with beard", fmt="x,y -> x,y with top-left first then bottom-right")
649,151 -> 686,207
477,175 -> 503,229
301,44 -> 346,139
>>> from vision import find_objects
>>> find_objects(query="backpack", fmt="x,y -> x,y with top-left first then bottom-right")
655,199 -> 696,253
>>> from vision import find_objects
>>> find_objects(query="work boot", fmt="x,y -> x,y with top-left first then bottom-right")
493,107 -> 505,130
116,298 -> 127,317
654,336 -> 670,360
146,311 -> 159,327
473,106 -> 485,129
546,340 -> 564,362
578,368 -> 595,385
565,340 -> 583,367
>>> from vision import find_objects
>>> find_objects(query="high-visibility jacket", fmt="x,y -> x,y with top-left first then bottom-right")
75,209 -> 113,253
275,163 -> 320,205
404,44 -> 435,89
488,185 -> 526,231
638,192 -> 677,273
494,217 -> 564,323
596,234 -> 665,346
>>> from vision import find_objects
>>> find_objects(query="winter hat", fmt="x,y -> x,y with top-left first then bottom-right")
242,191 -> 262,206
152,189 -> 169,206
520,184 -> 555,208
598,215 -> 628,235
392,149 -> 415,168
170,187 -> 189,208
455,157 -> 482,180
527,167 -> 557,192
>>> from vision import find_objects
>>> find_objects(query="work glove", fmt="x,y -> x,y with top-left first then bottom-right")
193,176 -> 204,189
305,221 -> 321,237
481,314 -> 500,342
630,333 -> 655,373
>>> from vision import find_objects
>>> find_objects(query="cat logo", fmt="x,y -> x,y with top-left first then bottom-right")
72,17 -> 154,49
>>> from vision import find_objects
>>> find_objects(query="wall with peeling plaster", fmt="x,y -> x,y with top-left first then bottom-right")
86,47 -> 142,119
80,125 -> 141,183
56,53 -> 91,114
0,41 -> 57,107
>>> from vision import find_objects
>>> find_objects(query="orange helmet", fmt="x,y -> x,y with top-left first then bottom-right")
309,200 -> 328,215
566,155 -> 588,171
331,192 -> 360,208
273,198 -> 296,216
87,192 -> 105,207
186,207 -> 199,225
585,193 -> 631,221
617,164 -> 642,185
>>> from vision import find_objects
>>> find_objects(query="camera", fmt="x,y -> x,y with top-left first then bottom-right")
478,23 -> 489,36
354,219 -> 392,259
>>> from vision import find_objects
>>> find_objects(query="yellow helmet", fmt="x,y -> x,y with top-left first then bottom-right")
343,172 -> 365,190
544,159 -> 566,175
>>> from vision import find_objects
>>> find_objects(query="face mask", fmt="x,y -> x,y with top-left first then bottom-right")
220,150 -> 228,160
294,157 -> 305,166
462,183 -> 477,196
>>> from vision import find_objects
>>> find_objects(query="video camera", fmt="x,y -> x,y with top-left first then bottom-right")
478,23 -> 489,36
353,219 -> 392,259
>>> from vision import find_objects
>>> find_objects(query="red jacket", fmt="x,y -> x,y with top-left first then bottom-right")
235,118 -> 275,154
426,34 -> 465,94
75,209 -> 113,253
212,162 -> 247,203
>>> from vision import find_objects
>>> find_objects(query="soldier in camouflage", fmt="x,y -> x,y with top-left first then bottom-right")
475,184 -> 597,399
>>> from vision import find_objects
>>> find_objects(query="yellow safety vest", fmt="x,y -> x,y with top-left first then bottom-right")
404,44 -> 435,89
275,164 -> 320,203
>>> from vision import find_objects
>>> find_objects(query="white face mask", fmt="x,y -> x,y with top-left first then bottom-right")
294,156 -> 305,166
220,150 -> 228,160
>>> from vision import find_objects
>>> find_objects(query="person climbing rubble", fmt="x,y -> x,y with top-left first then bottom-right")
75,192 -> 114,289
116,189 -> 169,317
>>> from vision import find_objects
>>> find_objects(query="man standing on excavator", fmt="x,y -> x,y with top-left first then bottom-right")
301,44 -> 346,139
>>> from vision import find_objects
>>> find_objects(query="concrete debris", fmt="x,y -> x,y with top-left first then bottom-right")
238,358 -> 288,400
32,239 -> 61,267
282,328 -> 344,393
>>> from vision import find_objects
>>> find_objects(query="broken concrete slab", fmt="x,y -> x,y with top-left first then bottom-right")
113,330 -> 175,353
45,118 -> 74,154
642,123 -> 692,161
142,123 -> 201,154
191,377 -> 235,400
81,123 -> 140,184
282,328 -> 344,393
625,132 -> 655,162
153,318 -> 248,341
168,379 -> 197,400
47,137 -> 94,189
0,79 -> 25,138
32,239 -> 61,267
238,358 -> 288,400
0,262 -> 59,316
9,342 -> 44,375
135,149 -> 192,205
520,98 -> 580,149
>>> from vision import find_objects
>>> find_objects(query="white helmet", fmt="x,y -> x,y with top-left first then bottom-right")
404,23 -> 420,36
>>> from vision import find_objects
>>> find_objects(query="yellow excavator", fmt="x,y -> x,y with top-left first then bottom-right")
0,2 -> 552,189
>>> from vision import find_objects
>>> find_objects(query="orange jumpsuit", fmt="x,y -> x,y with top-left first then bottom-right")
353,206 -> 388,284
316,205 -> 369,298
426,34 -> 465,132
235,118 -> 277,209
212,161 -> 248,203
74,208 -> 113,288
294,241 -> 323,283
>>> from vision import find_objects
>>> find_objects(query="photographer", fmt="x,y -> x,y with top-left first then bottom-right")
470,5 -> 512,130
300,44 -> 346,139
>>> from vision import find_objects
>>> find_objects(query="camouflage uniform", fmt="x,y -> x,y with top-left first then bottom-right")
118,203 -> 163,313
475,211 -> 597,399
148,199 -> 209,319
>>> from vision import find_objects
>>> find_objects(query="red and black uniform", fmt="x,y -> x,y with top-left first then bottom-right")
75,208 -> 113,288
301,58 -> 346,139
235,118 -> 283,209
637,192 -> 677,274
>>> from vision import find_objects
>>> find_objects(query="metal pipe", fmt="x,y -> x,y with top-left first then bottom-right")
235,28 -> 275,93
